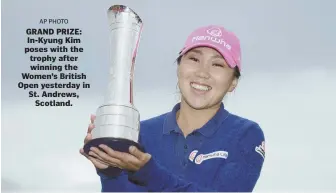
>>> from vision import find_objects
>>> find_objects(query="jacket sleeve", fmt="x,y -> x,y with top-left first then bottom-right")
128,124 -> 266,192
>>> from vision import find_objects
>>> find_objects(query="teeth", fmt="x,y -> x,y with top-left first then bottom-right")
191,83 -> 211,91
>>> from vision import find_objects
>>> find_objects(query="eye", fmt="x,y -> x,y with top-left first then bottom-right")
213,63 -> 224,68
189,57 -> 199,62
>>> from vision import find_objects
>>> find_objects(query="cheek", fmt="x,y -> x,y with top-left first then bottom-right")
178,66 -> 194,81
212,72 -> 233,89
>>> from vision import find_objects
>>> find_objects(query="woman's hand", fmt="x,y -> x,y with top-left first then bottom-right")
89,144 -> 152,172
80,114 -> 151,172
79,114 -> 110,170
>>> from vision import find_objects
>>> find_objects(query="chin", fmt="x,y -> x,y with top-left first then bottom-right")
187,101 -> 208,110
182,96 -> 214,110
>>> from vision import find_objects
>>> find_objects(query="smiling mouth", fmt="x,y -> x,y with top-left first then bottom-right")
190,82 -> 212,91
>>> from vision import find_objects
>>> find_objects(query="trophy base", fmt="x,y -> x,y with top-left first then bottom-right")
83,137 -> 145,176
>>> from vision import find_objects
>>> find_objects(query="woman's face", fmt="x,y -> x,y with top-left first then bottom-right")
178,47 -> 238,110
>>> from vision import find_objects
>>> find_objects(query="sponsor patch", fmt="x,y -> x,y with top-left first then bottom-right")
189,150 -> 198,162
193,150 -> 228,165
255,141 -> 265,159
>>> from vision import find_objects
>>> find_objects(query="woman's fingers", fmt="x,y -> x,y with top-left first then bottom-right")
84,133 -> 92,144
85,119 -> 95,144
80,148 -> 88,158
92,146 -> 140,171
88,156 -> 109,169
80,148 -> 112,169
82,147 -> 120,168
90,114 -> 96,124
89,149 -> 106,161
87,123 -> 95,134
90,147 -> 123,165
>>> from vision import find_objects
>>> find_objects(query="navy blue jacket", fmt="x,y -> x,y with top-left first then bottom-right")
98,103 -> 265,192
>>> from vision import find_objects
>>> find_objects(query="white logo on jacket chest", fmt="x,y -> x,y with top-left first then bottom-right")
189,150 -> 228,164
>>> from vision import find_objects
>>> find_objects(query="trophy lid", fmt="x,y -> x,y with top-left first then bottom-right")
107,5 -> 142,25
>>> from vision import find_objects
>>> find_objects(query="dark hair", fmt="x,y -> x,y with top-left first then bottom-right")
175,55 -> 241,79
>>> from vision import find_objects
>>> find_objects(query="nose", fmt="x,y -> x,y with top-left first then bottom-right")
195,64 -> 210,79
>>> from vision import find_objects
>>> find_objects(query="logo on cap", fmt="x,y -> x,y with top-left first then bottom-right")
206,27 -> 222,37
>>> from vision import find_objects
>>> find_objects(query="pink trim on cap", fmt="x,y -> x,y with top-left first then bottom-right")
180,25 -> 241,71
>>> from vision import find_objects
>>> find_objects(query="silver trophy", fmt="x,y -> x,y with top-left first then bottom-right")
84,5 -> 144,175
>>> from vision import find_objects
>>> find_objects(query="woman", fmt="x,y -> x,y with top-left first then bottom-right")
80,25 -> 266,192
